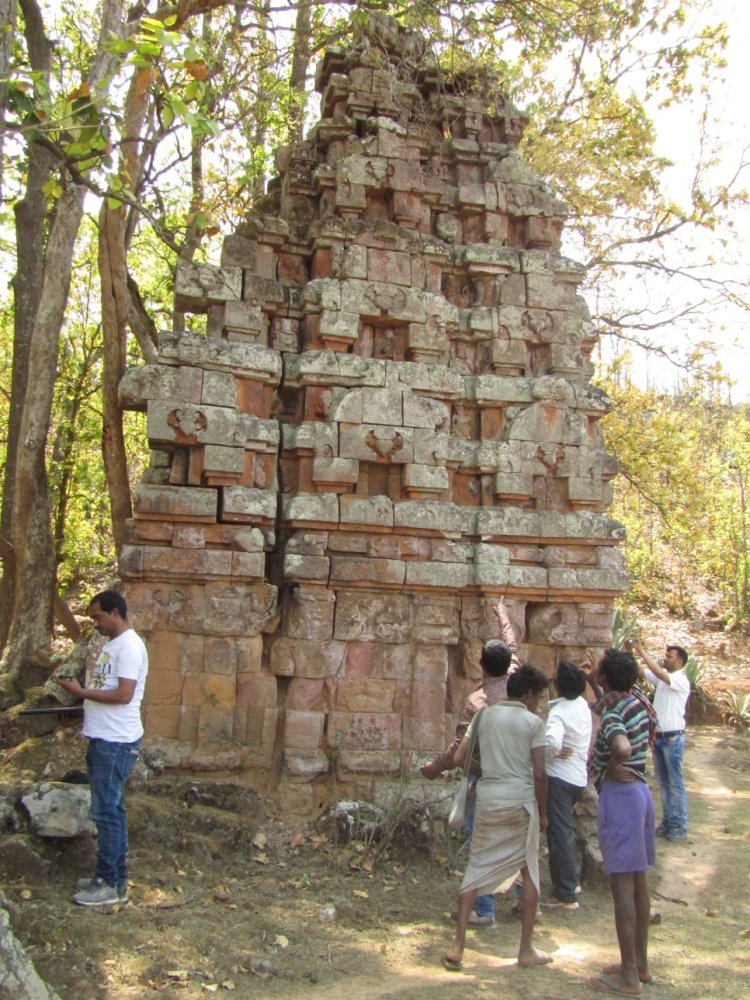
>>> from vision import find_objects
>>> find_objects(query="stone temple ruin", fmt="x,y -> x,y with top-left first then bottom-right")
117,18 -> 625,810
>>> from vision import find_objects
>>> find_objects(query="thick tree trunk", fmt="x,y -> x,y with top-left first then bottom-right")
0,0 -> 126,695
0,0 -> 54,655
1,184 -> 86,694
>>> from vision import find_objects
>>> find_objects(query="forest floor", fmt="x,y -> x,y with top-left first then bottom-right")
1,611 -> 750,1000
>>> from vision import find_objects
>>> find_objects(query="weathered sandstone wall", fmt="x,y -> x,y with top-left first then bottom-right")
117,17 -> 625,809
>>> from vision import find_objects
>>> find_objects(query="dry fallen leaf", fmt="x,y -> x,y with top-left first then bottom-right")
213,885 -> 230,902
252,832 -> 267,850
392,865 -> 406,876
290,832 -> 304,849
274,934 -> 289,949
201,985 -> 218,994
19,889 -> 32,900
221,980 -> 236,990
253,853 -> 269,865
704,909 -> 719,917
353,889 -> 369,899
738,928 -> 750,939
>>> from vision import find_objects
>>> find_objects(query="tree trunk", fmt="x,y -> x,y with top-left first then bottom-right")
1,183 -> 86,695
0,0 -> 54,655
0,0 -> 126,696
0,0 -> 16,202
99,202 -> 135,555
98,45 -> 156,554
288,0 -> 312,143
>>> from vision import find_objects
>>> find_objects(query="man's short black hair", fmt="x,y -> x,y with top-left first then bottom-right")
666,644 -> 688,665
555,660 -> 586,700
598,648 -> 638,693
507,664 -> 549,699
480,639 -> 512,677
89,590 -> 128,619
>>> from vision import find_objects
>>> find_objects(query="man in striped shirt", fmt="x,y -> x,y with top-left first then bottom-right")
585,648 -> 658,997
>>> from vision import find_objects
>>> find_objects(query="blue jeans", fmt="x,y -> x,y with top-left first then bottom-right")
465,777 -> 495,918
652,732 -> 687,834
87,737 -> 141,887
546,776 -> 583,902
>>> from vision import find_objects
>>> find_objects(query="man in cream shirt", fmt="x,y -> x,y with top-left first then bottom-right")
633,639 -> 691,842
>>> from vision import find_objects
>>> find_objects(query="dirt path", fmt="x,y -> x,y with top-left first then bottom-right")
284,727 -> 749,1000
5,726 -> 749,999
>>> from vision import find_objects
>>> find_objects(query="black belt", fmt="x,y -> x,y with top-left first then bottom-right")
656,730 -> 684,738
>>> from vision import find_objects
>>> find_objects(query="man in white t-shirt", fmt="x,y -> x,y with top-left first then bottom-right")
543,661 -> 593,909
58,590 -> 148,906
633,638 -> 691,842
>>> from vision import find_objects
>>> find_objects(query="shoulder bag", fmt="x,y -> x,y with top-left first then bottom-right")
447,708 -> 485,831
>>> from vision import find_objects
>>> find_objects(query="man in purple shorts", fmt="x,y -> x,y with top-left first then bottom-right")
584,648 -> 658,997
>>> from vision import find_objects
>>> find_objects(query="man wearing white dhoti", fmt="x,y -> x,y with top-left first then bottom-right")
442,664 -> 552,972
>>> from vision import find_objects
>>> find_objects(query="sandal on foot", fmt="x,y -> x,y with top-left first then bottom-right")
441,954 -> 462,972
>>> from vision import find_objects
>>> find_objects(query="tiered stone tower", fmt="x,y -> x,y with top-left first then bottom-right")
118,17 -> 625,809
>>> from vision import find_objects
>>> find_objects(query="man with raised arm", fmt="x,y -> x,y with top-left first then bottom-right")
632,638 -> 691,842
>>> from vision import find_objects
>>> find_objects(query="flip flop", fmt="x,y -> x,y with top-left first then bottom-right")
586,974 -> 643,997
442,954 -> 463,972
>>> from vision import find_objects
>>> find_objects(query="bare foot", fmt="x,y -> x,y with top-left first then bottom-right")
442,950 -> 463,972
518,946 -> 553,967
586,973 -> 643,996
602,963 -> 653,985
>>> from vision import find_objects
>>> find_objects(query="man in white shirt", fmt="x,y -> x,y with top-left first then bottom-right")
58,590 -> 148,905
544,661 -> 593,908
633,639 -> 691,842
